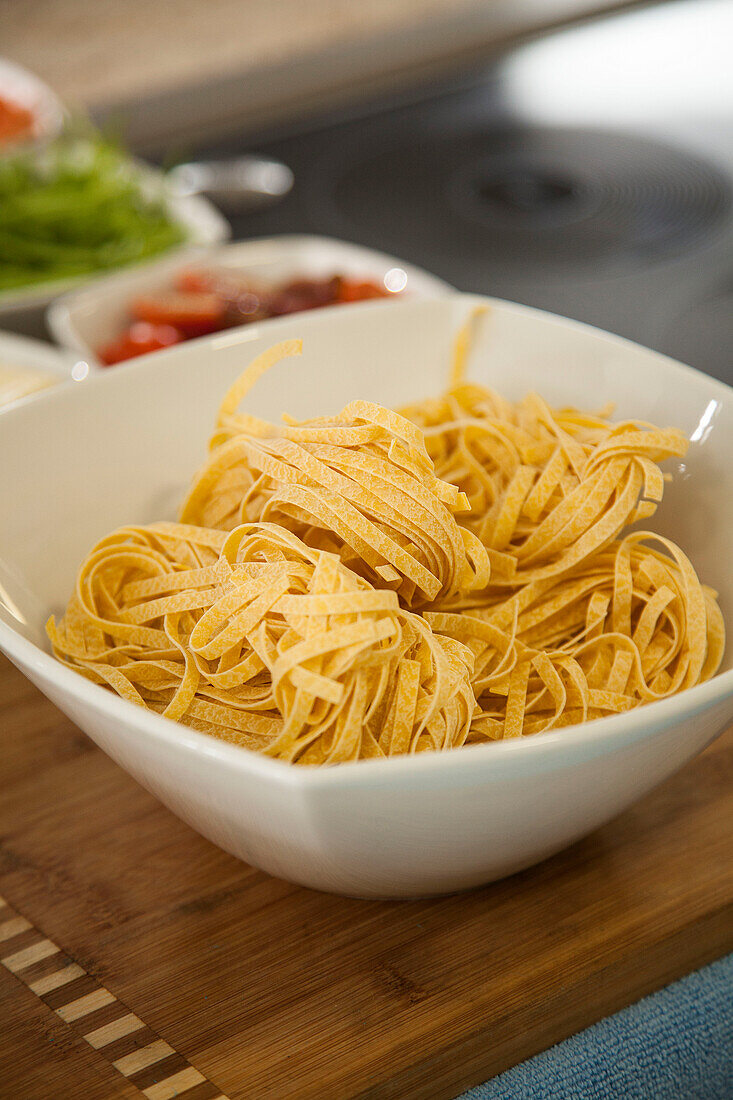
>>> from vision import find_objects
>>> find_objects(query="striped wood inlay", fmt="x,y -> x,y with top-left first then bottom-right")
0,893 -> 230,1100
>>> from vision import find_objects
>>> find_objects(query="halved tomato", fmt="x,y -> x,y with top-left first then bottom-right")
98,322 -> 183,365
130,292 -> 227,337
336,279 -> 390,302
174,268 -> 217,294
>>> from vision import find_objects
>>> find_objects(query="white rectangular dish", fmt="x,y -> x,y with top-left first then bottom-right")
46,234 -> 452,366
1,295 -> 731,898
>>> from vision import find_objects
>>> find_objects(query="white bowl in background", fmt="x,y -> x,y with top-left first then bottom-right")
0,155 -> 229,328
1,295 -> 731,898
46,234 -> 452,365
0,328 -> 79,409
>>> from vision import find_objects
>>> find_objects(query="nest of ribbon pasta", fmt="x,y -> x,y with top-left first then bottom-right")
180,341 -> 490,608
48,520 -> 476,764
49,332 -> 725,764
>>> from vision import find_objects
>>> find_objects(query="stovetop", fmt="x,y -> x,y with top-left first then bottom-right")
187,0 -> 733,385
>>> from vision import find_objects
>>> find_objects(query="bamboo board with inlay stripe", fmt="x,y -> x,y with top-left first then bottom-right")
1,652 -> 732,1100
0,893 -> 228,1099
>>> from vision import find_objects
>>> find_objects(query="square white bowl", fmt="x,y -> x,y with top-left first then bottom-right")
1,295 -> 732,898
46,234 -> 452,366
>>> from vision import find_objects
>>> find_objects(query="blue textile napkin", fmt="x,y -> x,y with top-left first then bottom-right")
459,953 -> 733,1100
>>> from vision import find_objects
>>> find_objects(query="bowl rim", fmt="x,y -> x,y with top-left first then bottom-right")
0,330 -> 79,413
0,329 -> 77,379
2,291 -> 732,789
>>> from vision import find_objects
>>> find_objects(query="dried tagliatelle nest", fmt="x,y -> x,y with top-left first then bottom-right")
429,532 -> 725,739
49,331 -> 725,764
48,521 -> 476,764
402,380 -> 689,591
180,340 -> 490,608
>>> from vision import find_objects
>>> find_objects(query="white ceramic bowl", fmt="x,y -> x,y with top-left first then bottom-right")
1,295 -> 731,898
46,234 -> 452,366
0,154 -> 229,328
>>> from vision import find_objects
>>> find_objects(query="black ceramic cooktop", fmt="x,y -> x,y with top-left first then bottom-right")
186,6 -> 733,385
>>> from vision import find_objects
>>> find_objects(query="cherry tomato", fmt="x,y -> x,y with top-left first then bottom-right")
99,322 -> 183,365
97,270 -> 401,366
0,96 -> 36,146
337,279 -> 390,302
130,292 -> 226,337
174,268 -> 217,294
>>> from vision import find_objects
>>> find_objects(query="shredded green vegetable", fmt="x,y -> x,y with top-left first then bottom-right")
0,136 -> 187,291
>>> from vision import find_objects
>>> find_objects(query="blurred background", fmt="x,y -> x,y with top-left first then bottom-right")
1,0 -> 731,381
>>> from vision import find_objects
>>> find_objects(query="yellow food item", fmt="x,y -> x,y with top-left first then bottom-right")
0,364 -> 57,407
401,380 -> 688,591
181,340 -> 489,608
48,335 -> 725,764
48,521 -> 475,764
429,532 -> 724,739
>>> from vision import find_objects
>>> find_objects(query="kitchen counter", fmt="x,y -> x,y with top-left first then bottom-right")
3,0 -> 644,151
2,647 -> 732,1098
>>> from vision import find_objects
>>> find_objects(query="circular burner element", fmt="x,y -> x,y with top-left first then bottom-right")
474,166 -> 583,218
325,128 -> 731,272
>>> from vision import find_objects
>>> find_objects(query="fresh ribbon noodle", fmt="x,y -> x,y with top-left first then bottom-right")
48,521 -> 477,764
49,333 -> 725,765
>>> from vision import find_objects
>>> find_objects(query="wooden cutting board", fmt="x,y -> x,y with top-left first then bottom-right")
2,652 -> 732,1100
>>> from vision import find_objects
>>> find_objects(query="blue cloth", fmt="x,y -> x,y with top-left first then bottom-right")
459,953 -> 733,1100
